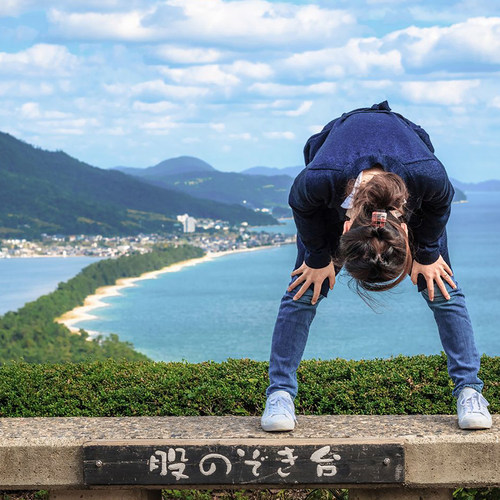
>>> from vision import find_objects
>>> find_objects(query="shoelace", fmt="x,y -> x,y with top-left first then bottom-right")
267,395 -> 295,418
460,392 -> 489,414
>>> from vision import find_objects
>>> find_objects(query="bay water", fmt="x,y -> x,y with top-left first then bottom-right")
0,256 -> 100,315
65,192 -> 500,362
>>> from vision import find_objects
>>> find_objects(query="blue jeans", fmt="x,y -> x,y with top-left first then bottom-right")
266,237 -> 484,399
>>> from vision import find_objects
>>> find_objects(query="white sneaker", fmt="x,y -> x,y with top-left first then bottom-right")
261,390 -> 297,432
457,387 -> 492,430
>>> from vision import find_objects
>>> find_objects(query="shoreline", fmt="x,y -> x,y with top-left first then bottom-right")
55,244 -> 284,336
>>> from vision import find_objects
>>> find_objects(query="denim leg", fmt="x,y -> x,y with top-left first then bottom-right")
421,277 -> 484,398
266,285 -> 325,399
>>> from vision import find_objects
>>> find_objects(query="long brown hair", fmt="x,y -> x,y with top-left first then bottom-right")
336,171 -> 413,297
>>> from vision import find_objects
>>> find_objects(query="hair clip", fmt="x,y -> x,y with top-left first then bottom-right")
371,210 -> 387,228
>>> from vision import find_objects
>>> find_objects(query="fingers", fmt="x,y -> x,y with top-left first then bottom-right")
441,265 -> 457,290
426,277 -> 435,301
443,261 -> 453,276
427,272 -> 455,301
329,273 -> 335,290
288,274 -> 305,292
410,268 -> 417,285
435,275 -> 451,301
442,271 -> 457,290
289,261 -> 335,303
311,283 -> 321,305
293,282 -> 310,302
414,256 -> 457,300
291,267 -> 303,277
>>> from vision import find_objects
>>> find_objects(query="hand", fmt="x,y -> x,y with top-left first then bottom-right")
410,255 -> 457,301
288,261 -> 336,305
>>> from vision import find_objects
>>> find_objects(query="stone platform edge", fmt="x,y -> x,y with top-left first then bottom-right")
0,415 -> 498,490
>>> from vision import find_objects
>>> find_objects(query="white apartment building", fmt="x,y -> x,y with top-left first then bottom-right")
177,214 -> 197,233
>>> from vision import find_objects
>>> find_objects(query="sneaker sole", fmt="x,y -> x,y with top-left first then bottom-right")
261,420 -> 296,432
458,417 -> 492,430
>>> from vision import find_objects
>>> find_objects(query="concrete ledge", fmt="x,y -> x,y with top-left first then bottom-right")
0,415 -> 498,491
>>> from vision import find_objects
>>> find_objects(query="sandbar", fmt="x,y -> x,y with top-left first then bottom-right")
55,245 -> 281,337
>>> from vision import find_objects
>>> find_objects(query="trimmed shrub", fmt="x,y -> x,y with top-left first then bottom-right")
0,355 -> 497,417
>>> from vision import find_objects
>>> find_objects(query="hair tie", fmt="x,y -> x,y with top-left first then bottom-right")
371,210 -> 387,228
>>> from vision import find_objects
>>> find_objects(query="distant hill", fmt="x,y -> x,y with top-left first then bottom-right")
241,165 -> 469,202
450,178 -> 500,192
114,156 -> 489,217
115,158 -> 295,211
0,133 -> 276,238
453,186 -> 467,202
242,165 -> 303,178
116,156 -> 215,178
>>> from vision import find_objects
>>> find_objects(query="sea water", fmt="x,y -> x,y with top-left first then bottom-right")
0,256 -> 101,314
69,192 -> 500,362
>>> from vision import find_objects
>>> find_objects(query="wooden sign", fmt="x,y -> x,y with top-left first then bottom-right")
83,440 -> 404,486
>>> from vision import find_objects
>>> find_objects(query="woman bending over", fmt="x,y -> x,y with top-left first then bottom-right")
261,101 -> 492,432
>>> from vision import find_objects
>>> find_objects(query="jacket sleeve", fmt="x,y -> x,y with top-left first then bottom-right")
289,168 -> 334,269
412,167 -> 455,265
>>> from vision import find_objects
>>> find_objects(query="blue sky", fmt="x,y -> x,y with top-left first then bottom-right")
0,0 -> 499,181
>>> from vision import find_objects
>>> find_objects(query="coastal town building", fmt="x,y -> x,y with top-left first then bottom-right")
177,214 -> 197,233
0,223 -> 295,259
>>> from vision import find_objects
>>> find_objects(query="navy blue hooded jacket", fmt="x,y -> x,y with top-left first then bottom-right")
289,101 -> 455,269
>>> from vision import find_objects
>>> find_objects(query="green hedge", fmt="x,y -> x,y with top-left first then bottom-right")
0,355 -> 498,417
0,357 -> 498,499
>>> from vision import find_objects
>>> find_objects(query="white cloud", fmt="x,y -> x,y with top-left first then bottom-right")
0,81 -> 54,97
276,100 -> 313,117
28,117 -> 99,136
284,38 -> 403,78
307,82 -> 338,94
229,61 -> 273,79
209,122 -> 225,132
20,102 -> 40,119
132,100 -> 177,113
48,8 -> 157,41
0,44 -> 78,76
47,1 -> 357,47
1,0 -> 150,17
264,131 -> 296,140
164,0 -> 356,46
408,2 -> 500,24
140,116 -> 178,134
252,99 -> 291,110
401,79 -> 481,106
385,17 -> 500,71
154,45 -> 222,64
361,80 -> 394,89
229,132 -> 254,140
159,65 -> 240,87
490,96 -> 500,108
308,124 -> 324,134
157,60 -> 272,88
20,102 -> 70,119
130,80 -> 210,99
0,0 -> 30,17
106,126 -> 127,136
249,82 -> 336,97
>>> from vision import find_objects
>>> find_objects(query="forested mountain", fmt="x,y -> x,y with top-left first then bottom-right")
116,156 -> 215,178
450,178 -> 500,192
0,133 -> 276,238
115,158 -> 294,211
116,156 -> 471,211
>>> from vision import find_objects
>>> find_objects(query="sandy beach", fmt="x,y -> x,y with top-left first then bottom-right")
55,245 -> 280,336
